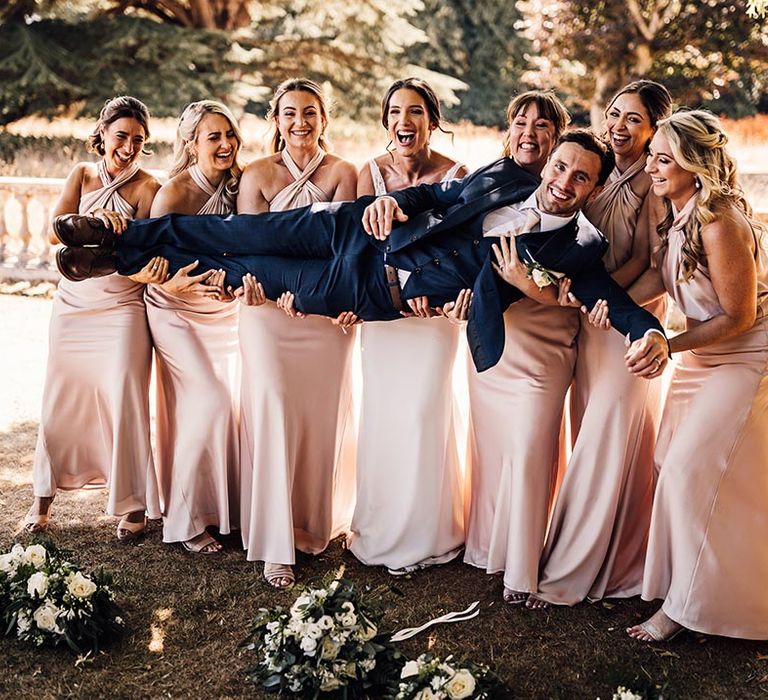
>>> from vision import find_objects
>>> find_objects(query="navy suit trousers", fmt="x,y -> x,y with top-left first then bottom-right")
115,199 -> 403,320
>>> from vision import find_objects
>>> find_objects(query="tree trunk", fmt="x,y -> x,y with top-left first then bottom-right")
631,40 -> 653,76
590,63 -> 625,128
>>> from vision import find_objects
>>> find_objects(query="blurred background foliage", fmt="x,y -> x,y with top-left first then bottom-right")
0,0 -> 766,128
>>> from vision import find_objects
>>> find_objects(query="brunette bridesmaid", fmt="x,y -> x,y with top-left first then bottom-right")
145,100 -> 243,553
624,110 -> 768,641
462,91 -> 576,604
535,81 -> 672,607
346,77 -> 467,574
237,79 -> 358,587
28,96 -> 163,540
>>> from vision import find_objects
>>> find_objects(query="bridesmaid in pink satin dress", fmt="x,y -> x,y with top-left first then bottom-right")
462,91 -> 579,605
28,96 -> 164,540
145,101 -> 243,554
237,79 -> 358,588
346,78 -> 467,574
534,81 -> 672,607
624,110 -> 768,641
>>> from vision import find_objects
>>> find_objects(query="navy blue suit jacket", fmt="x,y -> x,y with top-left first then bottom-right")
380,157 -> 665,371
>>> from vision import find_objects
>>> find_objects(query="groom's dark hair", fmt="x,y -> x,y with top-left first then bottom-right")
554,129 -> 615,186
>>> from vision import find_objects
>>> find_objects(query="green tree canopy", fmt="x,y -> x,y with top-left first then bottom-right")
407,0 -> 530,126
0,0 -> 450,125
525,0 -> 768,125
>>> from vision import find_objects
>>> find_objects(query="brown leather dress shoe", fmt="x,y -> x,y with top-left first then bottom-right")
56,246 -> 118,281
53,214 -> 117,248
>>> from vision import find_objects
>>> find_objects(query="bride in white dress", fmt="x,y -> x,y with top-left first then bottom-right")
346,78 -> 467,574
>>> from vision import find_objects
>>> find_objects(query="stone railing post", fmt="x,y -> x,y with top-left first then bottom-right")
0,176 -> 65,282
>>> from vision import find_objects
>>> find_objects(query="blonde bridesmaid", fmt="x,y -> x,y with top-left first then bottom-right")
28,96 -> 163,540
623,110 -> 768,641
237,79 -> 358,587
145,101 -> 243,553
535,81 -> 672,606
347,77 -> 467,574
462,91 -> 579,604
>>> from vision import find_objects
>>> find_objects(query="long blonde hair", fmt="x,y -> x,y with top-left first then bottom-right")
169,100 -> 243,210
654,109 -> 762,281
266,78 -> 331,154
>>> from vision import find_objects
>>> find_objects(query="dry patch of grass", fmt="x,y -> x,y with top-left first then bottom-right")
2,420 -> 768,699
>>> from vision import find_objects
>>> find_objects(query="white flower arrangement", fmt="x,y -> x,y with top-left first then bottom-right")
394,653 -> 498,699
0,540 -> 125,653
612,687 -> 644,700
243,577 -> 399,697
524,260 -> 565,290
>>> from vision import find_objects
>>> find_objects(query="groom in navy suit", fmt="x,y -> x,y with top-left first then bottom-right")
54,129 -> 668,373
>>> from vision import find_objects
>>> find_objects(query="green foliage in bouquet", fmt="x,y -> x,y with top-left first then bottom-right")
0,539 -> 125,654
393,653 -> 503,699
242,576 -> 403,698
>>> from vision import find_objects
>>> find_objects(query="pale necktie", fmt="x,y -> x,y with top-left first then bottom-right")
484,206 -> 541,238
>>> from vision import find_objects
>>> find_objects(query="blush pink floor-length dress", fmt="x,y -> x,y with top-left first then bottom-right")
144,165 -> 240,543
463,205 -> 586,593
641,202 -> 768,639
239,149 -> 356,564
33,160 -> 160,519
346,160 -> 465,570
536,157 -> 667,604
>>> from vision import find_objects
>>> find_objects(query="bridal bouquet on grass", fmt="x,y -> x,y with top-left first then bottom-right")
0,541 -> 125,653
394,653 -> 498,699
243,577 -> 401,697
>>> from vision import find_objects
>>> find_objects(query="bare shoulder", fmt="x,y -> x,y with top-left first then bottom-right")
432,150 -> 466,178
325,153 -> 357,179
75,161 -> 99,187
61,161 -> 89,190
241,153 -> 281,183
136,168 -> 162,196
700,206 -> 754,254
150,171 -> 195,216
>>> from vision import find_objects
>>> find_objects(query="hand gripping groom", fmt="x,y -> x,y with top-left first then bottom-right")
54,129 -> 668,374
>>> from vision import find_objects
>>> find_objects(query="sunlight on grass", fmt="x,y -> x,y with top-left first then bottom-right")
0,466 -> 32,486
148,607 -> 174,653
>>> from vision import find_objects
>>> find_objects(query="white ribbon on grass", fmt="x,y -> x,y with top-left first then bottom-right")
389,601 -> 480,642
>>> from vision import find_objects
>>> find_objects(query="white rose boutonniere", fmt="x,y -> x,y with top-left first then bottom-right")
525,261 -> 564,290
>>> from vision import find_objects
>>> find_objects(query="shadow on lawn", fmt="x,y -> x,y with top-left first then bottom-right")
1,419 -> 768,699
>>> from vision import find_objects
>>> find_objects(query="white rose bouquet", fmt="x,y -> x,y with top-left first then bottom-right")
394,654 -> 501,699
243,577 -> 401,697
0,540 -> 125,653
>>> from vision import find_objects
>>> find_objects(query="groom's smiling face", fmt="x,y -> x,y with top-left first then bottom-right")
537,141 -> 602,217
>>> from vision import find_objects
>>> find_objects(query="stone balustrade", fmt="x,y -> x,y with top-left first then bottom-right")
0,176 -> 65,281
0,174 -> 767,283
